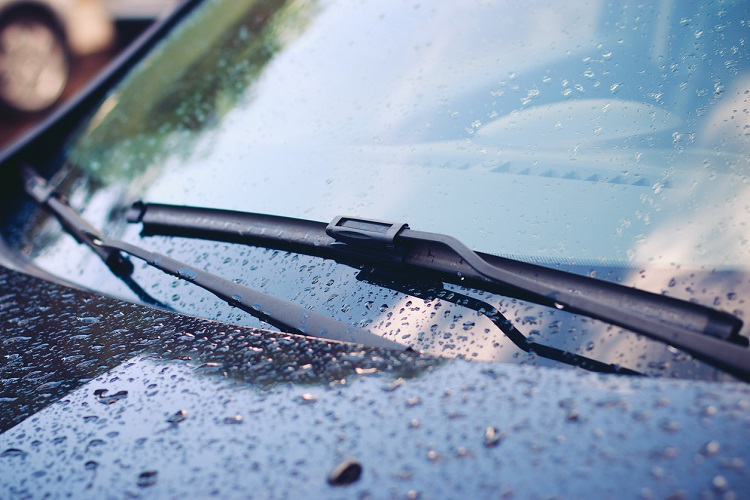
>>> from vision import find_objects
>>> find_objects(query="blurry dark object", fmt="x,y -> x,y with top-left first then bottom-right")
0,10 -> 69,113
0,0 -> 114,115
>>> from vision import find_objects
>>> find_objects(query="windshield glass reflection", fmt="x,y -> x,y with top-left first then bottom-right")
6,0 -> 750,379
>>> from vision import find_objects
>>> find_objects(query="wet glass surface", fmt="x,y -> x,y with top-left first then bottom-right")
3,0 -> 750,378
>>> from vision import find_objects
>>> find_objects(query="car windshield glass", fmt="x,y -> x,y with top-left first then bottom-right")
5,0 -> 750,380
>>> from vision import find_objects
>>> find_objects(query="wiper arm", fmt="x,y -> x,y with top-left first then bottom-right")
22,168 -> 165,308
126,202 -> 750,379
21,168 -> 403,351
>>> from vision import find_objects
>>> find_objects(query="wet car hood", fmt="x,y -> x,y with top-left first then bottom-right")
1,265 -> 749,497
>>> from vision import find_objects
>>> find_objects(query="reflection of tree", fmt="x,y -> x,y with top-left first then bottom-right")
69,0 -> 320,184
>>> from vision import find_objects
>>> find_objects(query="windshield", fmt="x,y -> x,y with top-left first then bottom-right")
5,0 -> 750,379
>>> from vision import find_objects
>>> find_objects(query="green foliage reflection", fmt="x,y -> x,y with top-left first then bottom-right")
70,0 -> 319,184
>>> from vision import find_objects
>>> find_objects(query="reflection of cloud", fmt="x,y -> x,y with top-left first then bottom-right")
626,72 -> 750,268
628,172 -> 750,266
583,265 -> 750,379
699,75 -> 750,152
373,2 -> 604,134
474,99 -> 681,147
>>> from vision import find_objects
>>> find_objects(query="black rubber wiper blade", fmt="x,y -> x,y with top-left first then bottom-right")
90,237 -> 403,350
21,169 -> 403,351
126,202 -> 750,379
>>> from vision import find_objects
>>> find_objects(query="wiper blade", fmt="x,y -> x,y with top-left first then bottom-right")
126,202 -> 750,379
21,169 -> 403,351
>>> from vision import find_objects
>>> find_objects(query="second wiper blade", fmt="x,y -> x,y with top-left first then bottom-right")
127,202 -> 750,379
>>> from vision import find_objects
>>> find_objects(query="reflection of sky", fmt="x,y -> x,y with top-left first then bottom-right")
19,0 -> 749,380
139,0 -> 750,267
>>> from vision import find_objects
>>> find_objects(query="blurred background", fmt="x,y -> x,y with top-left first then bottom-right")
0,0 -> 180,149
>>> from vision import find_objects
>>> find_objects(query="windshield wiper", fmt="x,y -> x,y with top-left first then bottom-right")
125,202 -> 750,380
21,168 -> 403,351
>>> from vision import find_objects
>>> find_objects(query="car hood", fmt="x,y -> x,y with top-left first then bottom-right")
1,265 -> 749,497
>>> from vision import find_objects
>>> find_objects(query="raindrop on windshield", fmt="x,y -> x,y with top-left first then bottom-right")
167,410 -> 188,425
137,470 -> 158,488
224,415 -> 244,424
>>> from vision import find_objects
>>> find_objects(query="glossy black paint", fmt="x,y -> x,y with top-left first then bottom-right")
0,264 -> 434,433
1,263 -> 749,496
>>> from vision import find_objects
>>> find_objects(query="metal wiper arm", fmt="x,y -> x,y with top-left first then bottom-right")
21,169 -> 403,351
22,168 -> 166,308
126,202 -> 750,379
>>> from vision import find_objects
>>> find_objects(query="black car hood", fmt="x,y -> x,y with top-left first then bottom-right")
1,265 -> 749,497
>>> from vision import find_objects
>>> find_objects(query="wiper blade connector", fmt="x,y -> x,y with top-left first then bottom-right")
127,202 -> 750,379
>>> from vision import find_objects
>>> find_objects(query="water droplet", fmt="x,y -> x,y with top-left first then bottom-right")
167,410 -> 188,425
712,475 -> 729,492
703,405 -> 718,417
94,389 -> 128,405
137,470 -> 158,488
1,448 -> 26,458
701,440 -> 720,457
194,362 -> 223,374
177,267 -> 196,280
224,415 -> 243,424
86,439 -> 106,452
328,458 -> 362,486
78,316 -> 100,324
384,378 -> 405,392
484,427 -> 505,447
299,393 -> 319,404
661,419 -> 680,433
